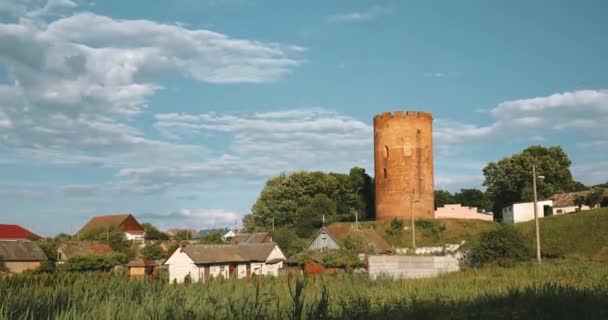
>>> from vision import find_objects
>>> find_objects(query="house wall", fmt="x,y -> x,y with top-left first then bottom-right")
553,205 -> 593,215
308,231 -> 339,250
262,262 -> 283,276
5,261 -> 41,274
502,200 -> 553,223
250,262 -> 264,276
165,248 -> 200,283
129,266 -> 146,277
125,232 -> 145,241
434,204 -> 493,221
209,264 -> 230,279
368,255 -> 459,280
237,264 -> 247,279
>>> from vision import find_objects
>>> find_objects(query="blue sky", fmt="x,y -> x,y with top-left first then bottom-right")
1,0 -> 607,235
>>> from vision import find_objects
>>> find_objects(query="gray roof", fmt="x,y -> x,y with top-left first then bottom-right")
180,243 -> 282,264
0,240 -> 48,262
229,232 -> 270,245
57,242 -> 112,260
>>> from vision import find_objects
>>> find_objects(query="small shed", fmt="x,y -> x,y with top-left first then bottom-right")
127,259 -> 159,280
0,240 -> 48,274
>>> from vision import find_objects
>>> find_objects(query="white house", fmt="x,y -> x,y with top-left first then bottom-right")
164,243 -> 286,283
222,229 -> 236,240
550,190 -> 608,215
502,200 -> 553,223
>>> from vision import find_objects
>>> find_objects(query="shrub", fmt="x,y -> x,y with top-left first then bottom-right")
469,226 -> 530,267
63,253 -> 122,272
415,219 -> 446,240
142,242 -> 166,260
385,218 -> 404,237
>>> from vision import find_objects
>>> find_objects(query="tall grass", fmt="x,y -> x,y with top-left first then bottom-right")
1,261 -> 607,319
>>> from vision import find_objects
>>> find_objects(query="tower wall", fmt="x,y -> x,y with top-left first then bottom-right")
374,110 -> 435,220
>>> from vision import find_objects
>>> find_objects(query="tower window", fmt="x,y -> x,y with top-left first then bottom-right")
384,145 -> 389,159
383,168 -> 387,179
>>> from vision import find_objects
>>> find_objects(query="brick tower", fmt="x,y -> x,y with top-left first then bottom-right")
374,110 -> 434,220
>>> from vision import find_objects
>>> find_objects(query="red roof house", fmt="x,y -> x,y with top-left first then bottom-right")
78,214 -> 146,242
0,224 -> 43,240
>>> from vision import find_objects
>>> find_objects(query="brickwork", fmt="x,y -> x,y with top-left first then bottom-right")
374,110 -> 434,220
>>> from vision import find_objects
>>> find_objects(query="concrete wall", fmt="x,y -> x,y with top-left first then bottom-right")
502,200 -> 553,223
434,204 -> 493,221
5,261 -> 41,274
368,255 -> 459,280
374,111 -> 435,220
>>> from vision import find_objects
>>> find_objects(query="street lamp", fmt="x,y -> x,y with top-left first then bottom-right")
532,165 -> 545,264
410,189 -> 420,253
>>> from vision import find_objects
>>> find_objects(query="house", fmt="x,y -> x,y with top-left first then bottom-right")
56,242 -> 112,264
550,190 -> 608,215
0,224 -> 43,240
164,243 -> 286,283
502,200 -> 554,223
307,224 -> 392,254
127,259 -> 160,280
434,204 -> 493,221
78,214 -> 145,242
230,232 -> 272,245
0,240 -> 48,274
222,229 -> 236,240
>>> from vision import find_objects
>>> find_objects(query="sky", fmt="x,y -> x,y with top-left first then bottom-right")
1,0 -> 607,236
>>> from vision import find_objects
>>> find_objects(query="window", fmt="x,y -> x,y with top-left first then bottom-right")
384,145 -> 389,159
383,168 -> 387,179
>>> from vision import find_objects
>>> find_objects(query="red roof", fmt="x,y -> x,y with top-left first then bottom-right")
0,224 -> 43,240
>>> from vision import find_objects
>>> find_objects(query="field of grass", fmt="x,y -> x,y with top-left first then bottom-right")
1,261 -> 607,319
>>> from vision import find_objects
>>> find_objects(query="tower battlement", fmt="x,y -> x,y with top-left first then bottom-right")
373,110 -> 433,123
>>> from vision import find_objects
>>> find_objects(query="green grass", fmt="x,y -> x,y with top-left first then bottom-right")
1,261 -> 607,319
515,207 -> 608,258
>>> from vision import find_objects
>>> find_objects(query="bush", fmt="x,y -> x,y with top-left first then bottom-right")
385,218 -> 404,237
469,226 -> 530,267
415,219 -> 446,240
142,242 -> 166,260
63,253 -> 123,272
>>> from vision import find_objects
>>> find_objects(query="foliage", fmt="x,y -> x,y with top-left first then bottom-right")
434,190 -> 455,208
583,187 -> 604,208
574,194 -> 586,209
0,257 -> 6,273
295,194 -> 335,237
415,219 -> 446,241
173,230 -> 194,241
454,189 -> 492,212
573,181 -> 589,191
2,262 -> 608,319
199,232 -> 225,245
37,239 -> 58,262
244,168 -> 374,231
142,242 -> 165,260
271,228 -> 309,257
142,223 -> 169,240
322,234 -> 366,269
78,226 -> 130,253
62,253 -> 123,272
385,218 -> 404,237
483,145 -> 577,219
469,226 -> 530,267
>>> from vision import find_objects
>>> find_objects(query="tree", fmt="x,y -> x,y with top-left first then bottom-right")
469,226 -> 530,268
199,232 -> 225,244
78,226 -> 131,259
295,194 -> 335,237
434,190 -> 455,209
483,146 -> 577,220
323,234 -> 366,269
142,242 -> 165,260
142,223 -> 169,240
584,188 -> 604,208
271,228 -> 308,257
63,254 -> 118,272
574,194 -> 585,210
173,230 -> 193,241
385,218 -> 404,237
573,181 -> 589,192
454,189 -> 492,212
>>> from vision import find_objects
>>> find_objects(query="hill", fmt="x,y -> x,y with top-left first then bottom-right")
515,207 -> 608,259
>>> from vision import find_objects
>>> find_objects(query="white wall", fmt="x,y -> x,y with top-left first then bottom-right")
164,248 -> 200,283
553,205 -> 594,215
237,264 -> 247,279
502,200 -> 553,223
308,231 -> 339,250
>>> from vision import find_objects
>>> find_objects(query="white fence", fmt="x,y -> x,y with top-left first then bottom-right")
368,255 -> 460,280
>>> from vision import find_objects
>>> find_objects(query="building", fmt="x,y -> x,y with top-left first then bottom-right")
0,240 -> 48,274
374,111 -> 435,220
78,214 -> 145,242
502,200 -> 553,223
230,232 -> 272,245
307,224 -> 392,254
127,259 -> 160,280
550,190 -> 608,215
0,224 -> 43,240
56,242 -> 112,264
434,204 -> 493,221
164,243 -> 286,283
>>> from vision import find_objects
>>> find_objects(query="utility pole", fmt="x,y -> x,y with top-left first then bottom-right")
532,164 -> 542,264
410,189 -> 416,253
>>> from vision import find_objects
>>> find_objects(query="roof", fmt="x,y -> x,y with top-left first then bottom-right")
550,189 -> 608,207
0,224 -> 43,240
127,258 -> 157,267
0,240 -> 48,261
78,214 -> 144,234
229,232 -> 271,245
178,243 -> 282,264
319,224 -> 392,253
58,242 -> 112,260
194,228 -> 229,239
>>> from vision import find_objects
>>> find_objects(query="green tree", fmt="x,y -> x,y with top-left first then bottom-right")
483,146 -> 576,220
573,181 -> 589,191
454,189 -> 492,212
295,194 -> 336,237
173,230 -> 193,241
78,226 -> 131,260
142,223 -> 169,240
199,232 -> 225,244
469,226 -> 530,268
323,234 -> 366,269
142,242 -> 166,260
584,188 -> 604,208
434,190 -> 455,209
574,194 -> 585,210
63,254 -> 117,272
385,218 -> 404,237
271,228 -> 308,257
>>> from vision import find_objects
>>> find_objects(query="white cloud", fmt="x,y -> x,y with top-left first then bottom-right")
328,6 -> 389,24
139,208 -> 240,230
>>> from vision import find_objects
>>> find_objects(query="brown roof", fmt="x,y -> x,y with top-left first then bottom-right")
178,243 -> 283,264
323,223 -> 392,253
78,214 -> 144,234
229,232 -> 271,245
57,242 -> 112,260
127,258 -> 157,267
0,240 -> 48,261
550,189 -> 608,207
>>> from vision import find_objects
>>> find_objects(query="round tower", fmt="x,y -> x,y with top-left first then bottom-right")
374,110 -> 435,220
